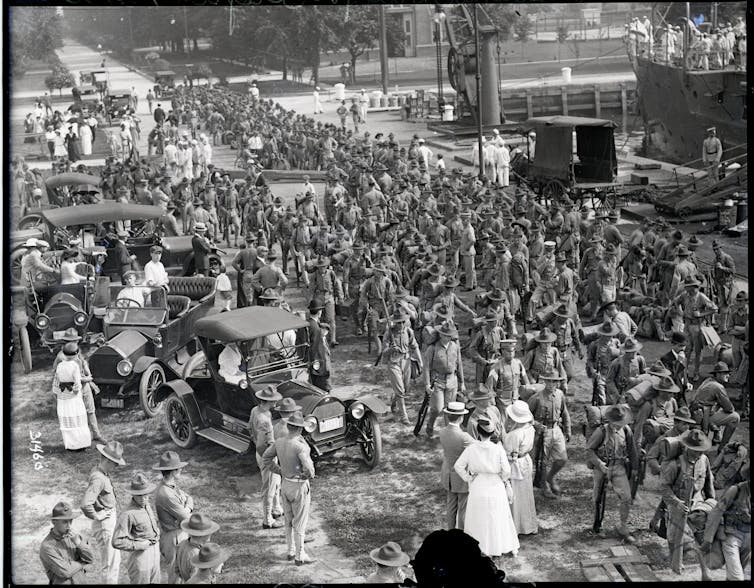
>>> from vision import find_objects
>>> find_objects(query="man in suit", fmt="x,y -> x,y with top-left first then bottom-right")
439,402 -> 473,531
111,231 -> 136,281
191,222 -> 212,276
659,331 -> 691,405
153,103 -> 166,125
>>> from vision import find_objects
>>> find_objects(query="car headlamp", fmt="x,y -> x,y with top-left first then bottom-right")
153,333 -> 163,348
350,402 -> 366,420
116,359 -> 133,376
239,379 -> 248,390
35,314 -> 50,330
73,311 -> 88,326
312,360 -> 321,371
303,415 -> 318,433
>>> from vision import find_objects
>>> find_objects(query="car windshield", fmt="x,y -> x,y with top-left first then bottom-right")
105,286 -> 167,325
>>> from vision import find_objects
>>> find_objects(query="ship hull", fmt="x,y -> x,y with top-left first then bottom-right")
633,57 -> 746,164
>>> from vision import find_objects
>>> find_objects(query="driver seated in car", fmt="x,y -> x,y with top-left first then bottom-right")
116,270 -> 151,306
218,343 -> 246,385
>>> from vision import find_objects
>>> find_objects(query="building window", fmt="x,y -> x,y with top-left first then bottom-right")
405,18 -> 411,33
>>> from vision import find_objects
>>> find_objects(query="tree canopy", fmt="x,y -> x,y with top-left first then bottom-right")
10,6 -> 63,74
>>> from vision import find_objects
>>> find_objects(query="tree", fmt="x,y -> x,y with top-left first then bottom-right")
513,14 -> 534,59
10,6 -> 63,74
151,58 -> 171,73
45,65 -> 75,96
188,63 -> 213,86
556,23 -> 570,62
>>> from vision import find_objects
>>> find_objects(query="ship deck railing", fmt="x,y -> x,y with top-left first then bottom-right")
673,144 -> 748,189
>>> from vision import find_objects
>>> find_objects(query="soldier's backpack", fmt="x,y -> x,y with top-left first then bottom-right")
583,403 -> 633,444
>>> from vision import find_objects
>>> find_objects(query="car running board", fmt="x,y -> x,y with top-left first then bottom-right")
196,427 -> 249,453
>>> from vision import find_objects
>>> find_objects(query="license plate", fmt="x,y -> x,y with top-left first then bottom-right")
319,415 -> 344,433
100,397 -> 124,409
52,330 -> 67,340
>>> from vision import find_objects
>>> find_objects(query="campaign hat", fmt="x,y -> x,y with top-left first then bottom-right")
96,440 -> 126,465
152,450 -> 188,471
181,512 -> 220,536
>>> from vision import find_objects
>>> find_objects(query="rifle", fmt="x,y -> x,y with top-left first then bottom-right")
413,390 -> 431,437
630,448 -> 647,500
532,430 -> 546,488
592,474 -> 608,533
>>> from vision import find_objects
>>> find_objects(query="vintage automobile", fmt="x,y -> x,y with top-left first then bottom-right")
14,202 -> 224,284
88,276 -> 216,417
154,307 -> 387,469
154,70 -> 176,99
12,262 -> 100,373
105,90 -> 133,122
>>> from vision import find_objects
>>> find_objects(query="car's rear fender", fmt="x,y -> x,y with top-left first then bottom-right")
347,393 -> 389,416
153,379 -> 203,424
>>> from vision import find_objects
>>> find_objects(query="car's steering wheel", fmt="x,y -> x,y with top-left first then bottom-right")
34,270 -> 60,288
114,297 -> 142,308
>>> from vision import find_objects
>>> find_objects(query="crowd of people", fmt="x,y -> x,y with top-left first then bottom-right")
28,49 -> 750,584
627,13 -> 747,70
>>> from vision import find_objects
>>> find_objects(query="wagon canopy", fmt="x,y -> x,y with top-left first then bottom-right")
40,203 -> 165,227
526,116 -> 617,183
195,307 -> 308,342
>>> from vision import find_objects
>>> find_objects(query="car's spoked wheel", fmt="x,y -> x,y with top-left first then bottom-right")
165,393 -> 197,448
358,413 -> 382,469
139,364 -> 165,418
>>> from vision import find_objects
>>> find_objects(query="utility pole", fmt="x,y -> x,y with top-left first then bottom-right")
183,6 -> 190,54
474,4 -> 484,180
378,5 -> 389,94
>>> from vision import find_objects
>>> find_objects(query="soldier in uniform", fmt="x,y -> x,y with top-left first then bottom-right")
153,451 -> 194,583
249,385 -> 285,530
587,404 -> 639,543
702,462 -> 751,581
660,429 -> 715,576
431,276 -> 477,323
380,308 -> 422,425
458,211 -> 477,291
231,234 -> 257,308
342,242 -> 371,335
702,127 -> 723,186
112,473 -> 161,584
39,501 -> 95,584
586,320 -> 621,406
633,372 -> 681,450
711,240 -> 736,330
549,303 -> 581,387
423,322 -> 466,438
646,406 -> 696,475
251,250 -> 289,302
262,412 -> 317,566
528,368 -> 572,499
605,338 -> 647,405
672,276 -> 718,381
691,362 -> 741,449
427,212 -> 451,268
173,513 -> 220,583
290,214 -> 312,286
465,388 -> 505,443
468,309 -> 505,386
529,240 -> 558,318
81,440 -> 125,584
523,327 -> 567,391
307,256 -> 344,346
486,339 -> 530,416
359,264 -> 395,355
728,290 -> 748,373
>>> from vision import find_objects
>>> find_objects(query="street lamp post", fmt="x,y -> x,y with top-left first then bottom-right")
474,4 -> 484,180
432,6 -> 446,116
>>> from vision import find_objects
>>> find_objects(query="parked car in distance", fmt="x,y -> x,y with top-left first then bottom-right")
154,306 -> 388,469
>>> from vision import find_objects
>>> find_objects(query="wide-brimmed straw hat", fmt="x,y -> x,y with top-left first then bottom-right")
443,401 -> 469,416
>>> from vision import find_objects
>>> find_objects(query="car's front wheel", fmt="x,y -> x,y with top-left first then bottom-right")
139,364 -> 166,418
164,392 -> 197,449
358,412 -> 382,469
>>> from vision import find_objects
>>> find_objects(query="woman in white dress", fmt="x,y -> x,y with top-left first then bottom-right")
52,342 -> 92,450
503,400 -> 539,535
79,121 -> 93,156
454,417 -> 520,558
53,128 -> 68,159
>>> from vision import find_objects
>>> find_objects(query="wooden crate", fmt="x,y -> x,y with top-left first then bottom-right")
581,545 -> 659,582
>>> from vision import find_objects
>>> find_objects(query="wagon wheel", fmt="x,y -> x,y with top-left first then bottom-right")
18,325 -> 32,373
358,412 -> 383,469
139,363 -> 165,418
164,392 -> 197,449
541,179 -> 567,206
